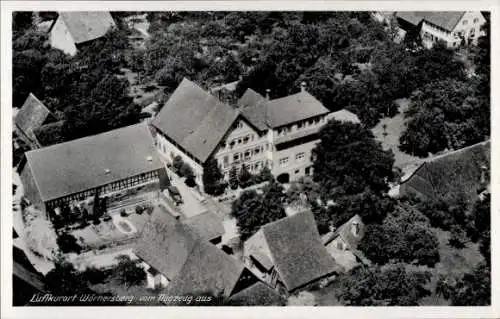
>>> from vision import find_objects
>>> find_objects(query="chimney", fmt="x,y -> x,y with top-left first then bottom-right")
265,89 -> 271,100
352,220 -> 360,236
300,82 -> 307,92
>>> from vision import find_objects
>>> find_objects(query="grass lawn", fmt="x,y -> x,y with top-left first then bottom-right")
372,98 -> 424,172
415,227 -> 484,306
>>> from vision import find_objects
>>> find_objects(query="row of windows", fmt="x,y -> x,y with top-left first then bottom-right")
276,116 -> 324,136
223,133 -> 257,150
46,171 -> 160,208
221,144 -> 268,168
463,17 -> 480,25
279,152 -> 306,167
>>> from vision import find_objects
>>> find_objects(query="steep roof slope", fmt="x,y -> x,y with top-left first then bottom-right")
262,211 -> 340,291
152,78 -> 240,163
238,89 -> 330,129
58,11 -> 116,44
228,282 -> 286,306
182,210 -> 225,241
402,140 -> 490,201
135,208 -> 246,297
23,123 -> 164,201
395,11 -> 466,31
165,240 -> 245,297
323,214 -> 365,249
15,93 -> 52,139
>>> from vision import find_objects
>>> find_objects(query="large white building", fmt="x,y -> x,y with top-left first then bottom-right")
394,11 -> 486,48
152,78 -> 359,187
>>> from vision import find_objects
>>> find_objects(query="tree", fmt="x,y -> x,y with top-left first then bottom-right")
449,225 -> 468,249
335,190 -> 395,225
172,155 -> 184,175
450,263 -> 490,306
202,158 -> 224,195
313,120 -> 395,199
45,258 -> 91,296
238,164 -> 252,189
114,255 -> 146,286
359,208 -> 439,267
339,263 -> 431,306
258,165 -> 274,183
400,79 -> 488,157
229,166 -> 239,190
57,233 -> 82,254
231,182 -> 286,240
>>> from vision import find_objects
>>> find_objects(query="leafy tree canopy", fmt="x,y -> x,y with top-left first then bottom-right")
339,263 -> 432,306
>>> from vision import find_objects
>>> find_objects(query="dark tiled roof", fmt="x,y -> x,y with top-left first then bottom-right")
228,282 -> 286,306
239,89 -> 330,129
323,214 -> 365,249
182,210 -> 225,241
261,211 -> 340,291
395,11 -> 466,31
165,240 -> 245,297
135,208 -> 199,280
402,140 -> 490,201
152,78 -> 240,163
15,93 -> 52,141
136,208 -> 245,297
58,12 -> 116,44
23,123 -> 165,201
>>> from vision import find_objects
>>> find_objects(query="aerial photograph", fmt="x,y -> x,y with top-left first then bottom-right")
9,10 -> 490,308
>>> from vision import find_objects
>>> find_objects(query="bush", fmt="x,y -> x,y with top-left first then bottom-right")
449,226 -> 468,248
57,233 -> 82,254
135,205 -> 144,215
185,177 -> 197,188
92,218 -> 101,225
80,267 -> 111,284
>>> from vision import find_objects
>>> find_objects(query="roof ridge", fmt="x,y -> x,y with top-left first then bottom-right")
25,122 -> 148,155
426,140 -> 490,163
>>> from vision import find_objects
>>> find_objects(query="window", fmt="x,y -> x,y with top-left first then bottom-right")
294,169 -> 300,174
295,152 -> 305,161
279,157 -> 289,167
305,166 -> 311,175
244,151 -> 251,159
314,117 -> 320,124
229,140 -> 235,149
463,20 -> 468,25
297,122 -> 303,129
233,154 -> 240,161
308,119 -> 314,126
254,147 -> 260,155
470,28 -> 476,37
238,138 -> 242,144
223,156 -> 229,164
473,17 -> 479,23
243,136 -> 249,144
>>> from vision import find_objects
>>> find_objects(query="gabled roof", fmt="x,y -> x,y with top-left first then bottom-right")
227,282 -> 286,306
134,208 -> 199,280
323,214 -> 365,249
395,11 -> 466,32
260,211 -> 340,291
135,208 -> 246,297
15,93 -> 53,140
152,78 -> 240,163
57,12 -> 116,44
238,89 -> 330,129
401,140 -> 490,201
182,210 -> 225,241
165,240 -> 245,297
23,123 -> 164,201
